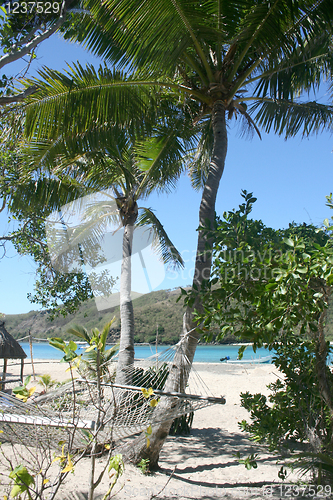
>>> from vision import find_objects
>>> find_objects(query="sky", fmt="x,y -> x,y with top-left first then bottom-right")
0,31 -> 332,315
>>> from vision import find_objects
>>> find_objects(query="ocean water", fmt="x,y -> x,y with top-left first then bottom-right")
19,342 -> 271,363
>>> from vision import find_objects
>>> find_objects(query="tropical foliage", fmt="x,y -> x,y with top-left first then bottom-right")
0,0 -> 79,104
184,191 -> 333,479
185,191 -> 332,345
66,320 -> 119,383
240,335 -> 333,451
0,179 -> 116,318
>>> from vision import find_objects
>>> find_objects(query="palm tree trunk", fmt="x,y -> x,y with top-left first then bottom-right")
315,288 -> 333,418
181,99 -> 228,365
131,101 -> 228,468
115,221 -> 135,385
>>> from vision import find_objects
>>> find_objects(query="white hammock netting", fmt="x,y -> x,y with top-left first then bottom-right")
0,340 -> 225,450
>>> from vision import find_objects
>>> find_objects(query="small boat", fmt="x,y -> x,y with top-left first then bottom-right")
225,355 -> 272,364
77,342 -> 90,349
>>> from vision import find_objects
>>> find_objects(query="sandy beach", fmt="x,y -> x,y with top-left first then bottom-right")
0,359 -> 302,499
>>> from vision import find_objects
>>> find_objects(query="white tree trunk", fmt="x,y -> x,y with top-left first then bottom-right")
115,221 -> 135,385
131,101 -> 228,468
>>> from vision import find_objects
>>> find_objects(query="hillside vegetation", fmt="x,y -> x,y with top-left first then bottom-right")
4,288 -> 209,344
5,287 -> 333,344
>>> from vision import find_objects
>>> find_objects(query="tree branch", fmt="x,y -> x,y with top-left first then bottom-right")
12,24 -> 40,50
0,85 -> 37,104
0,198 -> 5,213
0,222 -> 51,267
0,235 -> 15,241
0,0 -> 75,70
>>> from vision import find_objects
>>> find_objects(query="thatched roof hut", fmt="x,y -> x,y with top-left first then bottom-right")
0,320 -> 26,389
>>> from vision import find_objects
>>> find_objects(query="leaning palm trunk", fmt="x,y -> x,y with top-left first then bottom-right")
315,286 -> 333,418
115,220 -> 136,385
132,101 -> 228,468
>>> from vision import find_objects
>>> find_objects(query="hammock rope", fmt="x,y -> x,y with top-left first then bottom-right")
0,339 -> 225,449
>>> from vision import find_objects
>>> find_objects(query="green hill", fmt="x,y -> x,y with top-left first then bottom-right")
5,287 -> 333,344
4,289 -> 193,344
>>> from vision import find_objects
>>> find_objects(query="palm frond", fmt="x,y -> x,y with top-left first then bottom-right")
134,123 -> 187,197
81,344 -> 118,380
66,196 -> 121,252
23,63 -> 159,141
231,0 -> 333,79
137,208 -> 184,269
234,103 -> 262,140
291,451 -> 333,479
8,176 -> 84,216
23,128 -> 138,194
228,1 -> 293,81
45,192 -> 122,274
67,324 -> 91,343
251,98 -> 333,138
252,34 -> 333,100
100,319 -> 116,350
73,0 -> 214,77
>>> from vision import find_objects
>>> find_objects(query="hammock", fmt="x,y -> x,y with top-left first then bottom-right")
0,391 -> 95,449
0,338 -> 225,450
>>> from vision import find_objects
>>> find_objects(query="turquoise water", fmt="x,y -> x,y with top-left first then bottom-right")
19,342 -> 271,363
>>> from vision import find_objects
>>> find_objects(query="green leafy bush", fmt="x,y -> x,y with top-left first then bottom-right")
186,191 -> 333,481
132,364 -> 169,390
240,334 -> 333,453
169,411 -> 194,435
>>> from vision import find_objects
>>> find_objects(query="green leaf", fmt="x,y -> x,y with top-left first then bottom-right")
237,345 -> 247,360
302,253 -> 311,260
108,454 -> 124,475
327,274 -> 333,285
10,484 -> 24,497
68,341 -> 78,351
283,238 -> 294,247
66,325 -> 91,343
80,429 -> 92,440
62,349 -> 78,363
265,282 -> 277,290
85,345 -> 96,352
49,338 -> 66,352
9,465 -> 34,497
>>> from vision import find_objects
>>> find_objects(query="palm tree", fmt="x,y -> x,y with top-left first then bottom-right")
66,321 -> 119,384
21,0 -> 333,466
20,124 -> 185,384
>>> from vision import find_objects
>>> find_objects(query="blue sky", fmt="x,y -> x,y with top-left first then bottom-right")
0,33 -> 332,315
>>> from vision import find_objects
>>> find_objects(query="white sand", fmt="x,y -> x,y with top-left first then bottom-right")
0,359 -> 300,499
